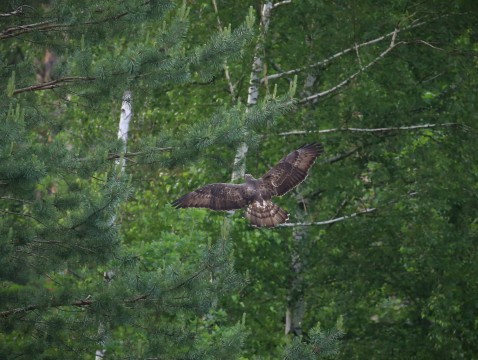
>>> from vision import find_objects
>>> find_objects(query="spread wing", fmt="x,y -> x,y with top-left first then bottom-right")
260,143 -> 324,197
172,183 -> 248,211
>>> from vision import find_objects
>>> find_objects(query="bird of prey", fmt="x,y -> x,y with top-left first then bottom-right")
172,143 -> 323,227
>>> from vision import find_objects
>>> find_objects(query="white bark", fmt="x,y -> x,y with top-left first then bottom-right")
231,142 -> 249,182
96,91 -> 132,360
231,2 -> 274,182
116,90 -> 133,172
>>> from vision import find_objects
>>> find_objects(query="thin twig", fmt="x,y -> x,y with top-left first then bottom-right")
414,39 -> 444,51
278,122 -> 461,136
355,43 -> 363,69
263,19 -> 428,83
280,207 -> 376,227
0,5 -> 32,17
325,147 -> 360,164
295,34 -> 404,104
273,0 -> 292,8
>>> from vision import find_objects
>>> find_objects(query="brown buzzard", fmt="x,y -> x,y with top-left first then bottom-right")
172,143 -> 323,227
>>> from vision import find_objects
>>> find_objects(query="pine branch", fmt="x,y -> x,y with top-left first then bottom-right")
278,122 -> 462,136
0,304 -> 45,318
211,0 -> 237,99
0,21 -> 62,40
30,239 -> 96,254
0,294 -> 151,319
12,76 -> 96,95
167,266 -> 210,292
70,195 -> 118,231
279,207 -> 376,227
0,209 -> 45,226
0,196 -> 32,204
106,148 -> 173,161
0,298 -> 93,319
0,264 -> 219,319
0,1 -> 151,40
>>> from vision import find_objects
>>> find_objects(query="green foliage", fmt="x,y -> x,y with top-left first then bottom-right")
2,0 -> 478,359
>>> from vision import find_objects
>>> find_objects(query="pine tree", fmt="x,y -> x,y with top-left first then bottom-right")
0,1 -> 255,358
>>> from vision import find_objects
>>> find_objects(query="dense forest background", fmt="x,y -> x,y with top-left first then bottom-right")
1,0 -> 477,359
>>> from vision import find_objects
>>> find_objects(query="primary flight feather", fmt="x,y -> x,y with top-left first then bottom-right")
172,143 -> 323,227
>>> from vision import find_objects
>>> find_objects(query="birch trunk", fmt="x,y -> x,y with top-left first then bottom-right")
284,57 -> 319,335
231,2 -> 273,182
116,90 -> 133,173
95,90 -> 132,360
285,224 -> 307,336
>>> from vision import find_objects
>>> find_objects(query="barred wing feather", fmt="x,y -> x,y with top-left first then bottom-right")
260,143 -> 324,197
171,183 -> 247,211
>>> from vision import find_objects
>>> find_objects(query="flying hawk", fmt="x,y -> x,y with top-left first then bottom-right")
172,143 -> 323,227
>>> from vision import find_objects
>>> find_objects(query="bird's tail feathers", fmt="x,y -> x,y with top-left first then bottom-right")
245,201 -> 289,228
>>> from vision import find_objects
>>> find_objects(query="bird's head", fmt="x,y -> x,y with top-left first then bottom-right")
244,174 -> 255,182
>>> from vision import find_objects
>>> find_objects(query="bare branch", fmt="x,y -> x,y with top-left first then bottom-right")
278,122 -> 461,136
325,147 -> 360,164
295,37 -> 404,104
273,0 -> 292,8
355,43 -> 363,69
0,5 -> 32,17
263,19 -> 428,83
280,207 -> 376,227
414,39 -> 444,51
390,26 -> 398,47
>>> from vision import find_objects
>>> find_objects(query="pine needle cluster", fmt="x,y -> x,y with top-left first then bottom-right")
283,323 -> 345,360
